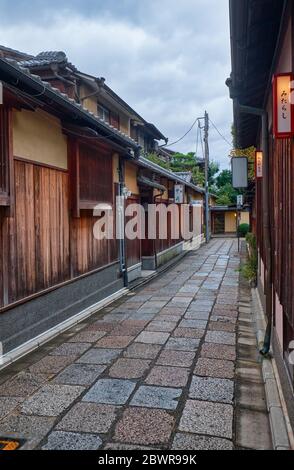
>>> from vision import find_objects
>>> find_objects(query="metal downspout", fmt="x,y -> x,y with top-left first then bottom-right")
118,158 -> 129,288
236,102 -> 272,355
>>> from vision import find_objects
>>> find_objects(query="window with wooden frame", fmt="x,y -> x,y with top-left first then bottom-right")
97,103 -> 110,124
0,107 -> 13,210
68,139 -> 113,217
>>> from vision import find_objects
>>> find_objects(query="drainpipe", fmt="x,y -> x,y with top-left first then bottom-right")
118,157 -> 128,287
235,102 -> 272,355
153,190 -> 165,269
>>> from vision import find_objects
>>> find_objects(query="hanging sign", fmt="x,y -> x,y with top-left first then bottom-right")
232,157 -> 248,189
174,184 -> 184,204
255,151 -> 263,179
237,195 -> 243,208
273,74 -> 294,138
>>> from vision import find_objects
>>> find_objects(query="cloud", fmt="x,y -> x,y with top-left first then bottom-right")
0,0 -> 232,168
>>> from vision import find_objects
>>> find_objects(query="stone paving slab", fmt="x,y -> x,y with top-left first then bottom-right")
42,431 -> 102,450
156,350 -> 195,368
21,384 -> 85,417
131,385 -> 182,410
109,358 -> 151,379
77,348 -> 122,365
0,238 -> 273,450
165,337 -> 200,351
83,379 -> 136,405
113,407 -> 175,446
135,331 -> 170,345
172,432 -> 233,450
53,364 -> 106,386
194,358 -> 235,379
145,366 -> 190,387
179,400 -> 233,439
189,376 -> 234,404
56,402 -> 120,434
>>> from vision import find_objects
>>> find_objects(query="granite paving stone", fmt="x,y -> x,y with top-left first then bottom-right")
95,335 -> 134,349
83,379 -> 136,405
145,366 -> 189,387
179,400 -> 233,439
173,328 -> 205,339
205,331 -> 236,346
29,356 -> 76,375
77,348 -> 122,365
209,321 -> 236,332
0,397 -> 23,420
109,358 -> 151,379
135,331 -> 170,345
165,337 -> 200,351
67,330 -> 106,343
114,407 -> 174,446
0,413 -> 56,440
172,433 -> 233,450
189,376 -> 234,403
56,402 -> 119,433
146,321 -> 178,333
21,384 -> 84,417
43,431 -> 102,450
194,358 -> 235,379
0,372 -> 48,398
156,350 -> 195,368
131,385 -> 182,410
179,319 -> 208,329
185,311 -> 210,320
49,343 -> 90,357
123,343 -> 161,359
53,364 -> 106,386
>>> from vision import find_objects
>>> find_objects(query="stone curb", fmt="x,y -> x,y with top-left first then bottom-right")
251,289 -> 291,450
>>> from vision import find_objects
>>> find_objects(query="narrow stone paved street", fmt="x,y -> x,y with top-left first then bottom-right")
0,238 -> 272,450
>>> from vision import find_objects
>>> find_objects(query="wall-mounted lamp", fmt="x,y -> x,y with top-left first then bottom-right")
273,73 -> 294,138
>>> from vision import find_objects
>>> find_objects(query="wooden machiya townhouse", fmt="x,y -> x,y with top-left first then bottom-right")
229,0 -> 294,432
0,46 -> 205,366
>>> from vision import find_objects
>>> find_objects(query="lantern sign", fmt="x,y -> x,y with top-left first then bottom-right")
255,151 -> 263,179
273,74 -> 294,138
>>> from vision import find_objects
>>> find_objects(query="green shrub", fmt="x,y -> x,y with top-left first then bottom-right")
241,232 -> 257,285
238,223 -> 250,237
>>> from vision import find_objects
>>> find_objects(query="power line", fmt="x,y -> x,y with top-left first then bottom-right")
161,116 -> 204,148
209,118 -> 232,147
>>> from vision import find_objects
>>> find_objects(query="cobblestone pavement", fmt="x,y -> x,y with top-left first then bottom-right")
0,238 -> 272,450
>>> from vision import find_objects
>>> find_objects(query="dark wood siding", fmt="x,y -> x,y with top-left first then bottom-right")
271,138 -> 294,332
0,158 -> 118,309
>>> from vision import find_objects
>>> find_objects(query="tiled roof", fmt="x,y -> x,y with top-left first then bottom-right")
18,51 -> 78,71
138,156 -> 205,194
0,57 -> 139,150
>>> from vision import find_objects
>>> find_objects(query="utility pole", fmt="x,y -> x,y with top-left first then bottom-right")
204,111 -> 210,243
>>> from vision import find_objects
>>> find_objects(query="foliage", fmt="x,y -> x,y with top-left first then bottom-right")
146,153 -> 170,170
241,232 -> 257,284
238,223 -> 250,237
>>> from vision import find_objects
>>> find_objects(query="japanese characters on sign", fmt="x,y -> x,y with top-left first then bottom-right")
255,151 -> 263,179
174,184 -> 184,204
273,74 -> 294,138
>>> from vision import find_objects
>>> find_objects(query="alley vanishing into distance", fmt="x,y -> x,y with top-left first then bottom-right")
0,239 -> 272,450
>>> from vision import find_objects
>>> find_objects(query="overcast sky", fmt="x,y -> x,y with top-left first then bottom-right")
0,0 -> 233,169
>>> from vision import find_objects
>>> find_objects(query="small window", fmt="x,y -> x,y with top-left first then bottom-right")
98,103 -> 110,123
